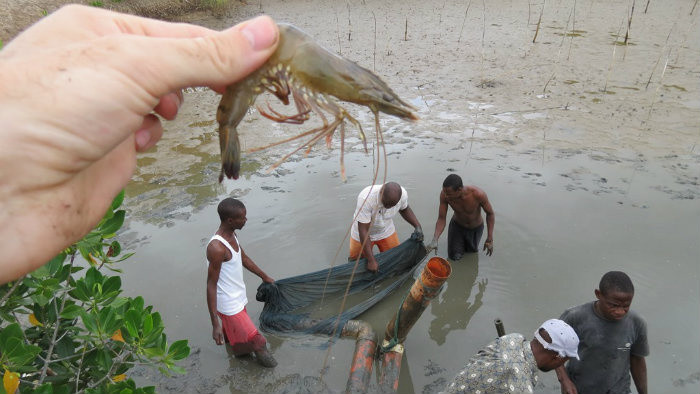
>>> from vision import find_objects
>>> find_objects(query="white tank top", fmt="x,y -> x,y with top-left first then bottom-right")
208,234 -> 247,315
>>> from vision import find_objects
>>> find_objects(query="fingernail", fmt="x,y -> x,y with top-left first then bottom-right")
135,129 -> 151,149
241,16 -> 277,51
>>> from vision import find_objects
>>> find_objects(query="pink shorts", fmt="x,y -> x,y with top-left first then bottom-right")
218,308 -> 267,355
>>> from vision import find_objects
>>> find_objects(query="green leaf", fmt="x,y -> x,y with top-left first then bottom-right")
110,240 -> 122,257
169,365 -> 187,375
85,267 -> 102,291
150,312 -> 162,330
47,253 -> 67,276
69,280 -> 90,301
167,340 -> 190,361
111,190 -> 125,211
78,245 -> 95,266
0,323 -> 23,350
123,310 -> 140,338
5,337 -> 41,367
110,297 -> 129,309
81,310 -> 98,334
142,327 -> 163,347
60,304 -> 82,319
142,346 -> 164,358
32,383 -> 54,394
100,210 -> 125,237
142,314 -> 153,335
102,276 -> 122,297
96,348 -> 113,372
0,310 -> 16,323
30,292 -> 50,307
30,252 -> 65,278
132,297 -> 144,312
54,335 -> 77,359
99,307 -> 122,336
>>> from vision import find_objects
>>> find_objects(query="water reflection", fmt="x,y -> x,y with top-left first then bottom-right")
428,254 -> 486,346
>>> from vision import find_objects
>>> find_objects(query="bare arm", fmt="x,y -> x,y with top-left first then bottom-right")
241,248 -> 274,283
206,242 -> 225,345
630,355 -> 647,394
399,205 -> 422,231
429,192 -> 449,247
357,221 -> 379,272
555,365 -> 578,394
477,190 -> 495,255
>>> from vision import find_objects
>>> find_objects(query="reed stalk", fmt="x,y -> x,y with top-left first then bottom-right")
533,0 -> 545,43
457,0 -> 473,42
603,18 -> 625,93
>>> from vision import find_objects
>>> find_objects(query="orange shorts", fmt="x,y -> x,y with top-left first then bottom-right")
348,232 -> 400,260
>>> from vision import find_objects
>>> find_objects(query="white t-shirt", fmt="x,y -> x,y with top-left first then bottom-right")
208,234 -> 247,315
350,184 -> 409,242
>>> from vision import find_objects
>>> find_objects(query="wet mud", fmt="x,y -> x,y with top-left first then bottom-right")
119,0 -> 699,393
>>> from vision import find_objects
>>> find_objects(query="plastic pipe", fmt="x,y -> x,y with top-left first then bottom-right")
378,257 -> 451,392
495,318 -> 506,337
342,320 -> 378,394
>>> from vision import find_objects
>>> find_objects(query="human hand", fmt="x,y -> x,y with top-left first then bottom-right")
366,257 -> 379,273
414,226 -> 424,242
0,5 -> 279,283
213,324 -> 225,345
263,275 -> 275,284
426,238 -> 438,254
559,378 -> 578,394
483,239 -> 494,256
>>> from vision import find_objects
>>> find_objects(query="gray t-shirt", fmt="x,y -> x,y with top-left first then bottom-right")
560,301 -> 649,394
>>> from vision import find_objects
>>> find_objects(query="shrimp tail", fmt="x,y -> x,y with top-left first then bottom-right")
217,125 -> 241,182
216,79 -> 261,181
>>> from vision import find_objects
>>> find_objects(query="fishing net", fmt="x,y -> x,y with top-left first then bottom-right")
255,231 -> 427,335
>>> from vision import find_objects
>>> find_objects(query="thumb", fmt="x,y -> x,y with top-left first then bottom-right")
116,15 -> 279,98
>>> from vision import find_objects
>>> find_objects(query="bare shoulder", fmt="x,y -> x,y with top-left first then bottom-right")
466,185 -> 487,198
206,239 -> 228,262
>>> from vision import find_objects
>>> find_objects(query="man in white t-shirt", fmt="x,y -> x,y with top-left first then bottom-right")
206,198 -> 277,367
349,182 -> 423,272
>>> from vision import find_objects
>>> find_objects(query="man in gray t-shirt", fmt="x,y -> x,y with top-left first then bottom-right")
556,271 -> 649,394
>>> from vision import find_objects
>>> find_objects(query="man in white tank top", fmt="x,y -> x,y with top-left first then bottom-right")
206,198 -> 277,367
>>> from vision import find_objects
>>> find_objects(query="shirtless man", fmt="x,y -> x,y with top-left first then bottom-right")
426,174 -> 495,260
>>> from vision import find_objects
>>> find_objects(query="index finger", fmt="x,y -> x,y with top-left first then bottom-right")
110,15 -> 279,99
6,5 -> 217,52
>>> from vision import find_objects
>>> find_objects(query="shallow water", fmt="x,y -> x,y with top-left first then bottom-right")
121,0 -> 699,392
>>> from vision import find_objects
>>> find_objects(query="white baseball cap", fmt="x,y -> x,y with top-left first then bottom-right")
534,319 -> 580,360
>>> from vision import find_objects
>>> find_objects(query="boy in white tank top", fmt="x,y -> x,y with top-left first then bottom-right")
206,198 -> 277,368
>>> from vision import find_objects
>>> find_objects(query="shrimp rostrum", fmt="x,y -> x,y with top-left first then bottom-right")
216,23 -> 418,181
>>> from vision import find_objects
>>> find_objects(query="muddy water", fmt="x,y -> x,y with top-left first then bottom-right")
120,0 -> 699,393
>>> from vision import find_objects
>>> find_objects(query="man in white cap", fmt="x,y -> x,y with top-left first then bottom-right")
441,319 -> 580,394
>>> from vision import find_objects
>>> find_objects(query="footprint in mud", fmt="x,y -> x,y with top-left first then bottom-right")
130,348 -> 230,394
673,370 -> 700,387
660,161 -> 700,199
424,359 -> 446,376
476,79 -> 501,89
422,377 -> 448,394
260,185 -> 287,193
565,184 -> 589,192
652,185 -> 697,200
